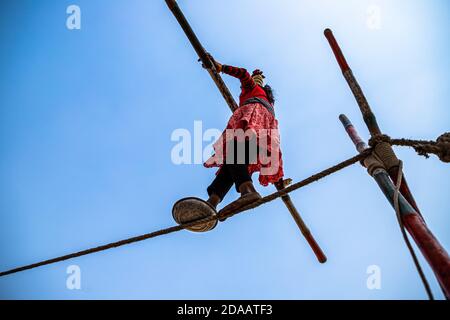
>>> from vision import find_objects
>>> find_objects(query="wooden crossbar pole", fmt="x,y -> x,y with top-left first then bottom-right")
275,180 -> 327,263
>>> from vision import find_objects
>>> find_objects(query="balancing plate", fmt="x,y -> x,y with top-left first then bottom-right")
172,197 -> 218,232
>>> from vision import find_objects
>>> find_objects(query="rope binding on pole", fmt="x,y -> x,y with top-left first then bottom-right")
369,133 -> 450,163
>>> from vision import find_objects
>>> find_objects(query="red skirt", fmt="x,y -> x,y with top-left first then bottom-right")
204,103 -> 284,186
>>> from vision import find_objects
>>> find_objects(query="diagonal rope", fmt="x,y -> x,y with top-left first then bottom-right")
218,149 -> 372,220
393,160 -> 434,300
0,150 -> 370,278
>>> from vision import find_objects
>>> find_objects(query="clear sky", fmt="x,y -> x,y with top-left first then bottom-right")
0,0 -> 449,299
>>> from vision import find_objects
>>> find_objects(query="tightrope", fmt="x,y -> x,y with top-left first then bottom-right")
0,150 -> 370,278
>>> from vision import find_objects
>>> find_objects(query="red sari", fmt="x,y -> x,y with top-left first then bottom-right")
204,65 -> 284,186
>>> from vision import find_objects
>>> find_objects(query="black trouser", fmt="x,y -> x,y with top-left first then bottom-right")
207,139 -> 256,201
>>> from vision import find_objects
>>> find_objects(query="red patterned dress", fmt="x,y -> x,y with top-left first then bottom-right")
204,65 -> 284,186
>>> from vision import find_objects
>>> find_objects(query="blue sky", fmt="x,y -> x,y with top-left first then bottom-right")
0,0 -> 449,299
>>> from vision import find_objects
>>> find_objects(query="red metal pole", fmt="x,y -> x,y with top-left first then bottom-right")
372,169 -> 450,299
340,114 -> 450,299
324,29 -> 422,216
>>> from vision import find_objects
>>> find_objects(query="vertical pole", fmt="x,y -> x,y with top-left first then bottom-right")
324,29 -> 421,215
340,114 -> 450,299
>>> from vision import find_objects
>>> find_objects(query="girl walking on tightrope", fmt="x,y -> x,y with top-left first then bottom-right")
204,54 -> 284,215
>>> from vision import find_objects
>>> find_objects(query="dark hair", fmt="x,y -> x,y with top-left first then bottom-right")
263,85 -> 275,104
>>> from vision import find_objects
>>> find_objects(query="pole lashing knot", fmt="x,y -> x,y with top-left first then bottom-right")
368,134 -> 400,171
369,133 -> 450,163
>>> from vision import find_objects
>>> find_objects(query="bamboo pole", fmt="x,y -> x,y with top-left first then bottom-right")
340,114 -> 450,299
165,0 -> 237,112
324,29 -> 421,216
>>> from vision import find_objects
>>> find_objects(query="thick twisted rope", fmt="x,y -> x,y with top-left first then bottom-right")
218,149 -> 372,220
0,150 -> 370,278
369,133 -> 450,163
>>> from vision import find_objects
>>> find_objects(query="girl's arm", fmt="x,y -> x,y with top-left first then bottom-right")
204,54 -> 256,89
221,65 -> 256,90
